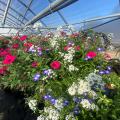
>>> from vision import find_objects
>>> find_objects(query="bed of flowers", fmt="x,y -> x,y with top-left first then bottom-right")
0,29 -> 120,120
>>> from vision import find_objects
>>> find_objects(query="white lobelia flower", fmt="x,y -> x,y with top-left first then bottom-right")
86,73 -> 104,87
68,65 -> 79,72
68,82 -> 77,96
80,99 -> 91,109
65,113 -> 76,120
88,90 -> 98,99
64,54 -> 73,63
44,107 -> 60,120
54,99 -> 64,110
77,80 -> 91,95
28,99 -> 37,111
37,115 -> 46,120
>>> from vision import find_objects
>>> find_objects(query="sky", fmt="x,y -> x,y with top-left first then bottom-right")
0,0 -> 120,37
6,0 -> 119,27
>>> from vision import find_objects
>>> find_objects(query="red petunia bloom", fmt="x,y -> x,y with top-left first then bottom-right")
86,51 -> 97,58
3,55 -> 16,64
50,61 -> 61,70
0,66 -> 8,74
75,45 -> 80,51
24,42 -> 33,48
0,49 -> 10,57
31,61 -> 38,68
64,46 -> 71,51
12,43 -> 19,49
20,35 -> 27,41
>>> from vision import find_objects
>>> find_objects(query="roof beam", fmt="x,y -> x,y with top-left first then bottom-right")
18,0 -> 47,26
0,0 -> 29,21
21,0 -> 33,22
48,0 -> 68,24
25,0 -> 78,26
2,0 -> 12,25
0,8 -> 25,25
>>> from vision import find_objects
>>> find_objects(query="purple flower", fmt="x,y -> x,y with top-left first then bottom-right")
68,41 -> 74,46
98,70 -> 105,75
105,70 -> 110,74
107,66 -> 112,71
47,95 -> 52,100
38,51 -> 42,56
33,77 -> 39,81
74,107 -> 80,115
33,73 -> 40,81
51,99 -> 56,105
97,47 -> 104,52
73,97 -> 80,103
43,95 -> 48,100
43,70 -> 49,75
63,100 -> 69,106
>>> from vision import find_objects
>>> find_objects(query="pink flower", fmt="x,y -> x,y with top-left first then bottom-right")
0,49 -> 11,57
32,61 -> 38,68
75,45 -> 80,51
0,66 -> 8,74
64,46 -> 71,51
86,51 -> 97,58
12,43 -> 19,49
50,61 -> 61,70
20,35 -> 27,41
3,55 -> 16,64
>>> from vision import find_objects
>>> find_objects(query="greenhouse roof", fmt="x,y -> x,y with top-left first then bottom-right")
0,0 -> 120,41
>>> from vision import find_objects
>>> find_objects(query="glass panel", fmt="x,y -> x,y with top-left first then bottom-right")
10,0 -> 27,16
41,12 -> 65,27
30,0 -> 49,15
60,0 -> 119,24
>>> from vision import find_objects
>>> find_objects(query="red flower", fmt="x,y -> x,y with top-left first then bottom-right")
32,61 -> 38,68
50,61 -> 61,70
12,43 -> 19,49
75,45 -> 80,51
13,36 -> 19,40
64,46 -> 71,51
24,42 -> 33,47
20,35 -> 27,41
3,55 -> 16,64
0,50 -> 10,57
0,66 -> 8,74
86,51 -> 97,58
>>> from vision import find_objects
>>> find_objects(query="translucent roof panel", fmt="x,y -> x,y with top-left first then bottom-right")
60,0 -> 119,24
0,0 -> 119,32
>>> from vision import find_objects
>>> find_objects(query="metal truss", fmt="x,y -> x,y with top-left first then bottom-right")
17,0 -> 47,27
2,0 -> 12,25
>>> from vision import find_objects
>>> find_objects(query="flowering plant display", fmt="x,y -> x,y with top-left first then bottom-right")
0,30 -> 120,120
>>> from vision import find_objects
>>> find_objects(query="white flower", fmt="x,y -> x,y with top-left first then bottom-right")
88,90 -> 98,99
44,107 -> 60,120
59,52 -> 64,57
65,113 -> 76,120
80,99 -> 91,109
68,82 -> 77,96
77,80 -> 91,95
86,73 -> 104,89
54,99 -> 64,110
28,99 -> 37,111
64,54 -> 73,63
37,115 -> 46,120
68,65 -> 79,72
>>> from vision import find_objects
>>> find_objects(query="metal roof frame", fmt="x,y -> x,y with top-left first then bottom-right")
0,0 -> 29,21
25,0 -> 78,26
0,8 -> 25,25
17,0 -> 47,27
2,0 -> 12,25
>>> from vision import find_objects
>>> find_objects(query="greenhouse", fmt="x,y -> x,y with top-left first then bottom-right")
0,0 -> 120,120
